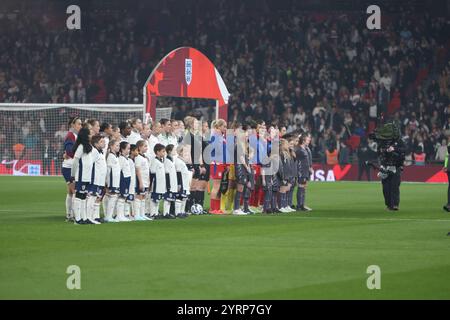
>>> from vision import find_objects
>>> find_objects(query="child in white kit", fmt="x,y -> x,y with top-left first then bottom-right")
133,140 -> 152,221
105,139 -> 120,222
164,144 -> 179,219
88,134 -> 107,224
174,144 -> 194,217
117,141 -> 132,222
149,143 -> 167,218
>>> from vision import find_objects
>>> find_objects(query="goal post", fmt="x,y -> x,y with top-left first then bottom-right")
0,103 -> 168,177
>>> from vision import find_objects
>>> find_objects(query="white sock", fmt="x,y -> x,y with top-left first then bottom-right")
175,200 -> 182,215
71,194 -> 76,217
133,199 -> 141,217
65,194 -> 73,218
140,199 -> 146,217
124,201 -> 131,217
73,198 -> 82,221
116,198 -> 125,220
163,200 -> 171,216
145,195 -> 151,215
150,200 -> 158,216
80,199 -> 87,221
181,199 -> 187,214
106,195 -> 118,220
86,196 -> 96,221
102,196 -> 109,217
93,202 -> 101,220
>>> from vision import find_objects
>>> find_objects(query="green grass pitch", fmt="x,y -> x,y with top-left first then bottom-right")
0,176 -> 449,299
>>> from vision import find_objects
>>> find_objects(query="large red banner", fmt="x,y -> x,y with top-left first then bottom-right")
144,47 -> 230,122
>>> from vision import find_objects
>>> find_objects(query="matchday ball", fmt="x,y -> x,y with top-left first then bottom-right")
191,204 -> 203,215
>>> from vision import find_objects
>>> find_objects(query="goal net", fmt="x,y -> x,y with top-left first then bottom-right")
0,103 -> 172,176
154,97 -> 216,122
154,107 -> 173,123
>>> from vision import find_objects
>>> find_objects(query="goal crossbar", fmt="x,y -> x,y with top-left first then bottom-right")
0,103 -> 144,113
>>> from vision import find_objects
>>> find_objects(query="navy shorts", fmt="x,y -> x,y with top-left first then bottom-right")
164,192 -> 177,201
135,186 -> 148,195
89,185 -> 105,197
120,177 -> 131,197
176,190 -> 188,200
75,181 -> 90,193
109,187 -> 120,194
151,192 -> 164,202
62,167 -> 73,184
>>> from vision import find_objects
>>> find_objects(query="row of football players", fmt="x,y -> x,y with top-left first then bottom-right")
66,126 -> 193,224
62,116 -> 314,220
211,125 -> 313,216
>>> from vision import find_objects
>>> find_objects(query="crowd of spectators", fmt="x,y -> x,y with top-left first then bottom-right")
0,0 -> 449,165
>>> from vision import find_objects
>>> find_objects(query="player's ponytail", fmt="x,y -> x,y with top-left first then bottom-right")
68,116 -> 80,129
72,128 -> 92,154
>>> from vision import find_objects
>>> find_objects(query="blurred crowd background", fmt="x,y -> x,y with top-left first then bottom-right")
0,0 -> 449,168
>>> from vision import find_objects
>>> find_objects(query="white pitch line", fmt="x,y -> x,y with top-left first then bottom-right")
0,209 -> 449,223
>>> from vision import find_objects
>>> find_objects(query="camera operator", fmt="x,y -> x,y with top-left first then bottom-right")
371,122 -> 406,211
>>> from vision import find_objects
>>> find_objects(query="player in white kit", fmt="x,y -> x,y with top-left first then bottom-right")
149,144 -> 167,218
117,141 -> 132,222
105,139 -> 121,222
87,134 -> 107,224
134,140 -> 153,221
174,144 -> 194,217
71,127 -> 94,225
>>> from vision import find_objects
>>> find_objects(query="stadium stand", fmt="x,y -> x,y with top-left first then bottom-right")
0,0 -> 449,165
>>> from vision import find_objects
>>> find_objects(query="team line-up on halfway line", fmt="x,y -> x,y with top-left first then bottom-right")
63,115 -> 314,225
